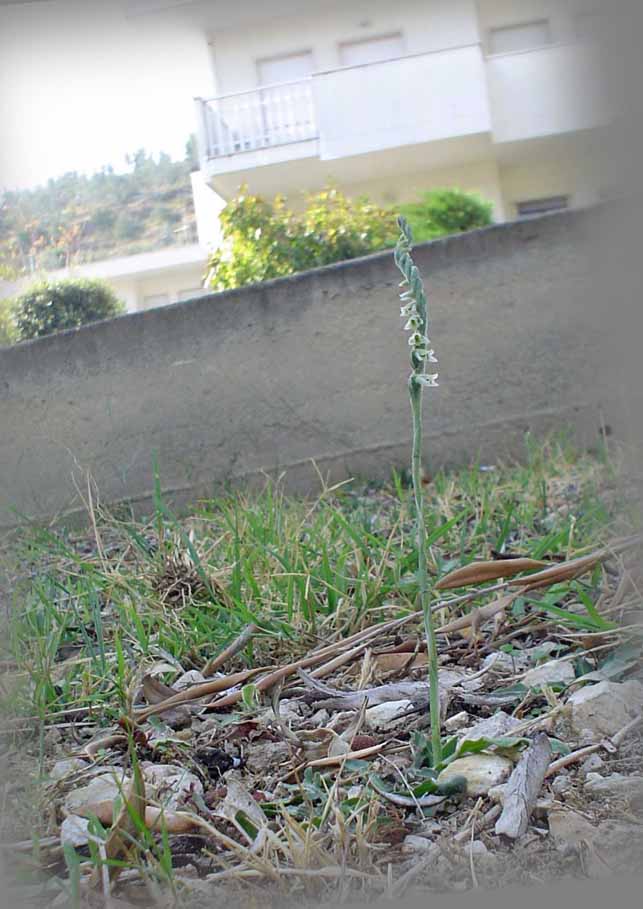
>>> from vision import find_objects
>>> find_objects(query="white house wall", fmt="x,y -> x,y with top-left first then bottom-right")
208,0 -> 480,96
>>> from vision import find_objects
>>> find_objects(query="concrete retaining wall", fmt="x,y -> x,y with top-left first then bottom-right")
0,207 -> 619,529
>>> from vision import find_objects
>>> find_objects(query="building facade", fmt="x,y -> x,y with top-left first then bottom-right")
172,0 -> 610,221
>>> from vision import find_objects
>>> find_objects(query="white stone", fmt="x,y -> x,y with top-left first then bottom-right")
174,670 -> 206,691
364,699 -> 413,731
463,839 -> 488,857
403,835 -> 436,852
445,711 -> 470,732
64,770 -> 129,813
566,680 -> 643,738
459,710 -> 521,741
50,758 -> 89,781
437,754 -> 514,796
141,763 -> 203,810
580,754 -> 605,774
584,773 -> 643,798
522,659 -> 575,688
551,775 -> 573,796
60,815 -> 90,849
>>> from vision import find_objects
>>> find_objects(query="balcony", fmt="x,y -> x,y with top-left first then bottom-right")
195,44 -> 493,191
197,79 -> 318,160
195,40 -> 608,196
485,42 -> 609,144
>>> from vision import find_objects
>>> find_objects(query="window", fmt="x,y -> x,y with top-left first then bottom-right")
142,293 -> 170,309
338,33 -> 405,67
488,20 -> 552,55
257,51 -> 314,86
516,196 -> 569,218
177,288 -> 207,301
255,51 -> 315,145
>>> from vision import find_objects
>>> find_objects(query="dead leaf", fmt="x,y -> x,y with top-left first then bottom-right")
213,780 -> 268,836
435,558 -> 548,590
373,652 -> 428,673
435,594 -> 518,636
510,553 -> 601,590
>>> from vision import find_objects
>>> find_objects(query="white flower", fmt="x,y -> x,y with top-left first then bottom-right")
416,374 -> 439,387
404,315 -> 421,332
408,331 -> 425,347
400,301 -> 417,318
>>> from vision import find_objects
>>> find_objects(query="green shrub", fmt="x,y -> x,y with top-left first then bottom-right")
13,278 -> 125,340
0,298 -> 17,346
398,188 -> 493,243
206,186 -> 398,291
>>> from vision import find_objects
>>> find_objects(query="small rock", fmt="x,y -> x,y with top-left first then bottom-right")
551,775 -> 573,796
584,772 -> 643,799
566,680 -> 643,739
487,783 -> 507,803
445,711 -> 470,732
141,763 -> 204,810
310,709 -> 330,726
64,770 -> 129,813
463,839 -> 488,857
60,816 -> 90,849
50,758 -> 89,781
245,740 -> 291,774
437,754 -> 513,796
522,659 -> 575,689
402,835 -> 436,852
580,753 -> 605,774
459,710 -> 521,741
174,670 -> 206,691
365,699 -> 413,731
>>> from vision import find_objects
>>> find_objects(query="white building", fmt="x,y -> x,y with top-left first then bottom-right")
171,0 -> 609,221
1,0 -> 610,316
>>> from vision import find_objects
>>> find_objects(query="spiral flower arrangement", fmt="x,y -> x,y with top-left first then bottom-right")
394,215 -> 442,764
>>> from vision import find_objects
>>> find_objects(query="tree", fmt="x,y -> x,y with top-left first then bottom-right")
206,186 -> 398,291
13,278 -> 125,340
398,188 -> 493,243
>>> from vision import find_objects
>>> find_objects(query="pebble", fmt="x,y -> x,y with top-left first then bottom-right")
566,680 -> 643,738
50,758 -> 89,781
584,772 -> 643,799
365,699 -> 413,731
444,711 -> 470,732
522,659 -> 575,688
437,753 -> 513,796
60,815 -> 90,849
580,753 -> 605,774
457,710 -> 521,741
551,775 -> 573,795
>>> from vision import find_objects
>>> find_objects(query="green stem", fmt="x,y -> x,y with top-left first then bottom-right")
409,377 -> 442,766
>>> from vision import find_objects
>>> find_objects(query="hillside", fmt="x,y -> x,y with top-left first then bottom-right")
0,143 -> 199,276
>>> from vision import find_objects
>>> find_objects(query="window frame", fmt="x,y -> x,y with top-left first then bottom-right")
487,19 -> 553,57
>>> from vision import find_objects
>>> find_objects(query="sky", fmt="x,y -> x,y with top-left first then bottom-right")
0,0 -> 214,190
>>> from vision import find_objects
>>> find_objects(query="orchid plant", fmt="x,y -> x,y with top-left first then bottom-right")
394,215 -> 442,764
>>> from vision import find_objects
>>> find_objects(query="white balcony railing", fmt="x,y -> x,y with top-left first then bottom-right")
198,79 -> 318,158
196,42 -> 605,168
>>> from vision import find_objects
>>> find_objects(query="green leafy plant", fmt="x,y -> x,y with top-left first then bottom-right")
13,277 -> 125,340
394,215 -> 442,763
205,185 -> 398,291
399,187 -> 493,243
0,297 -> 17,346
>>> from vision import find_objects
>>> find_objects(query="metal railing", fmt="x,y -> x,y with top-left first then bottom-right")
199,78 -> 318,159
